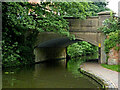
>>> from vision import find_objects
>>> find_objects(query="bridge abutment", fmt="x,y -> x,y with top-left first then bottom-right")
100,33 -> 106,64
98,11 -> 114,64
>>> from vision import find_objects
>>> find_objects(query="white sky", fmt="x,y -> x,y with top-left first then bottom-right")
106,0 -> 120,16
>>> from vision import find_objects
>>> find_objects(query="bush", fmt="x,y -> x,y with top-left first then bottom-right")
67,41 -> 98,58
104,30 -> 120,53
98,16 -> 120,35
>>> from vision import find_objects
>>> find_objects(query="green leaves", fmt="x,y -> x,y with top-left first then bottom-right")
104,31 -> 120,53
2,2 -> 38,68
87,2 -> 110,16
98,17 -> 120,35
67,41 -> 98,58
2,41 -> 21,68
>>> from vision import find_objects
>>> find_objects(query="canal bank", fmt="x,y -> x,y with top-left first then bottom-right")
80,62 -> 119,89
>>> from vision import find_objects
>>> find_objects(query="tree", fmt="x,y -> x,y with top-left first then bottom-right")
87,2 -> 110,16
99,16 -> 120,35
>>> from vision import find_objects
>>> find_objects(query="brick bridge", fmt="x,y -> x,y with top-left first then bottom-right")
34,11 -> 112,64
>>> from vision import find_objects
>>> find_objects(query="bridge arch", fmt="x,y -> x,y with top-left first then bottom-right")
34,11 -> 112,64
34,34 -> 100,63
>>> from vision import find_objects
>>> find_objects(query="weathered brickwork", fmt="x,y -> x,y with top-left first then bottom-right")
108,46 -> 120,65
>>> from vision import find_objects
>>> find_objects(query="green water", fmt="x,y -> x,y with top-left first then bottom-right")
2,59 -> 101,88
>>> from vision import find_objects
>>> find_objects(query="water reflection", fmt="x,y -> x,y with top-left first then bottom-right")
2,59 -> 101,88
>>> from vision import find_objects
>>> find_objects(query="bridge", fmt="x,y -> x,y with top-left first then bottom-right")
33,11 -> 112,64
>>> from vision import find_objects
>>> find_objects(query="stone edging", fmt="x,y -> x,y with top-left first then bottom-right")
79,68 -> 116,89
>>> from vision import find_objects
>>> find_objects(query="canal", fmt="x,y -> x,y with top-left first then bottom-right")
2,58 -> 101,88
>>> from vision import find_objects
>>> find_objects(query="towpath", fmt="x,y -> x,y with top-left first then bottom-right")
81,62 -> 120,89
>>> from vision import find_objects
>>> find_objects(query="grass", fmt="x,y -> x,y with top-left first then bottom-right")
101,64 -> 120,72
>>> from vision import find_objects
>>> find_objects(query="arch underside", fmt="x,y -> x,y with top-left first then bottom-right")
36,37 -> 81,48
35,32 -> 102,48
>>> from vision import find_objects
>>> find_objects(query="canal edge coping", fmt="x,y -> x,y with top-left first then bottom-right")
79,68 -> 116,89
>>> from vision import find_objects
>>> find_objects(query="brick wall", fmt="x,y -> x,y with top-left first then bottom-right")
108,46 -> 120,65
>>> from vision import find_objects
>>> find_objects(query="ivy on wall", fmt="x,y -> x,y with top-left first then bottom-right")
104,31 -> 120,53
98,16 -> 120,35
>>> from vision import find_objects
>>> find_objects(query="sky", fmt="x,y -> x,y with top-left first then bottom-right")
106,0 -> 120,16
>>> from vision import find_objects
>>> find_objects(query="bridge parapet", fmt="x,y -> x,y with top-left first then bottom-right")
67,16 -> 99,32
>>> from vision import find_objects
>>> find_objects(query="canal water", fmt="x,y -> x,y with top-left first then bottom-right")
2,59 -> 101,88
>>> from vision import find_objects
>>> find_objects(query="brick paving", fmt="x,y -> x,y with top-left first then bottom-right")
81,62 -> 120,89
